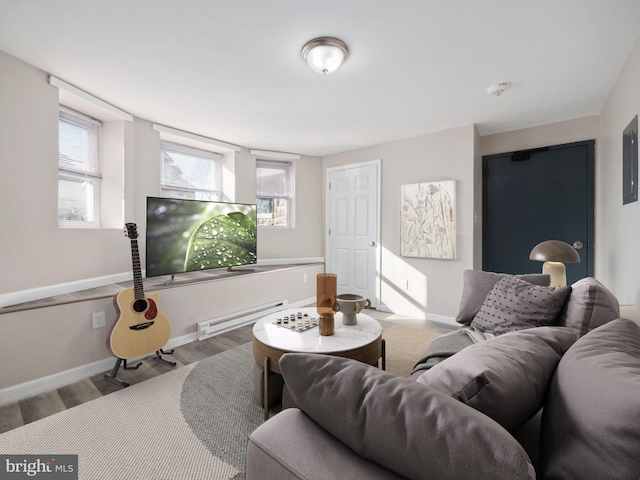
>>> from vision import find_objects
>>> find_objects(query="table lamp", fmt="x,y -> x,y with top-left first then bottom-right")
529,240 -> 581,288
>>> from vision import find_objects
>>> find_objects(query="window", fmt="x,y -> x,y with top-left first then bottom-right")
161,141 -> 222,200
256,160 -> 292,227
58,106 -> 101,227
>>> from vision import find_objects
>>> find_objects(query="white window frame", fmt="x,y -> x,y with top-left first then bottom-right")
57,106 -> 102,229
51,75 -> 132,230
161,140 -> 223,201
256,159 -> 293,228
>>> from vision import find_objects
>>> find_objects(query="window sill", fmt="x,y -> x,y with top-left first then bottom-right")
58,221 -> 101,229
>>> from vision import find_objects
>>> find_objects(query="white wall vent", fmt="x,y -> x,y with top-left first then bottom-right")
197,300 -> 288,340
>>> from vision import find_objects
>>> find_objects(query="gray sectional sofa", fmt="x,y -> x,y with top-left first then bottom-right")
245,274 -> 640,479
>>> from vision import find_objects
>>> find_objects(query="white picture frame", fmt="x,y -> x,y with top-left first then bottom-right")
400,180 -> 456,260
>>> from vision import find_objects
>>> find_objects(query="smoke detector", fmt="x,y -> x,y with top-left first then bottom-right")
487,82 -> 512,96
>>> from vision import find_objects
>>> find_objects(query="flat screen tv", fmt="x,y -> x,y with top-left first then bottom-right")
145,197 -> 257,278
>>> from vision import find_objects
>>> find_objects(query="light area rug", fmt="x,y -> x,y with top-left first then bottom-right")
0,363 -> 241,480
382,324 -> 442,376
0,324 -> 439,480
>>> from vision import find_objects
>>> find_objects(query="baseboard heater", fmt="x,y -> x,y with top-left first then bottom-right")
197,300 -> 288,341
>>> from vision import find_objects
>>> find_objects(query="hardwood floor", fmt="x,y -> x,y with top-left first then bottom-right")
0,311 -> 454,435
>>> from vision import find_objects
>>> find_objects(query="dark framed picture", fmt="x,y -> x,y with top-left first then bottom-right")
623,115 -> 638,205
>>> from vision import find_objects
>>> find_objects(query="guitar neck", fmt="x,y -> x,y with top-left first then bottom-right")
130,238 -> 145,299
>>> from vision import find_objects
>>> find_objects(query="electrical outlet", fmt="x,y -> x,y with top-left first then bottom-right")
400,279 -> 409,290
91,311 -> 106,329
303,274 -> 308,283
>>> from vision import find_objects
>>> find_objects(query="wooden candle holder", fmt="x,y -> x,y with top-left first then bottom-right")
319,314 -> 335,336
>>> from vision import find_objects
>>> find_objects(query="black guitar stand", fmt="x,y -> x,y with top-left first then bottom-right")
104,357 -> 142,388
104,349 -> 176,388
155,348 -> 176,366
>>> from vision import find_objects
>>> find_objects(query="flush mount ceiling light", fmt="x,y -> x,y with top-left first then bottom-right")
301,37 -> 349,75
487,82 -> 512,96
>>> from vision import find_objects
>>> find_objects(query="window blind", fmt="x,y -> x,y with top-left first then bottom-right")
256,160 -> 291,197
58,106 -> 101,178
161,141 -> 222,193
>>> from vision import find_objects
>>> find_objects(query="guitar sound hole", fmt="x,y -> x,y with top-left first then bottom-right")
132,299 -> 148,314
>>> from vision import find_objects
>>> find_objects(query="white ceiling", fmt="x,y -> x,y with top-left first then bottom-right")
1,1 -> 640,157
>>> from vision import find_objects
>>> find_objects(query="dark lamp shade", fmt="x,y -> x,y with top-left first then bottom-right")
529,240 -> 580,263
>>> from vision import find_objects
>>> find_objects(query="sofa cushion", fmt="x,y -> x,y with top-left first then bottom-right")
557,276 -> 620,336
279,353 -> 535,480
470,276 -> 571,335
456,270 -> 551,325
414,327 -> 576,431
247,408 -> 406,480
539,318 -> 640,479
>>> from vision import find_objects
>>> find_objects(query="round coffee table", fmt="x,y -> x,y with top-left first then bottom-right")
252,307 -> 385,420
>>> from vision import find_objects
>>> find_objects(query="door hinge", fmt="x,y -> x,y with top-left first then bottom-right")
328,229 -> 331,236
329,182 -> 332,190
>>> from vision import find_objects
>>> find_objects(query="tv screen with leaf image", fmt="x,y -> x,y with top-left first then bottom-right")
145,197 -> 257,278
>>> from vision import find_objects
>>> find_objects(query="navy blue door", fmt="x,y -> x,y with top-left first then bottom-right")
482,140 -> 594,284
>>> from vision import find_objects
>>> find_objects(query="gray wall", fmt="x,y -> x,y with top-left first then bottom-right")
0,49 -> 324,298
323,125 -> 477,321
321,117 -> 603,321
598,36 -> 640,306
0,50 -> 132,294
0,50 -> 323,395
0,264 -> 322,392
2,33 -> 640,395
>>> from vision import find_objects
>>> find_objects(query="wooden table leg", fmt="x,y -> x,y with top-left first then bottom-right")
263,356 -> 269,421
381,338 -> 386,371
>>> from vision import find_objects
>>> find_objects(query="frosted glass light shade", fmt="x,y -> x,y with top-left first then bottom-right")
302,37 -> 349,75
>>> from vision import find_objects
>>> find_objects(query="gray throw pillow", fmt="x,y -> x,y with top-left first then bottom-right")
539,319 -> 640,479
414,327 -> 577,431
470,276 -> 571,335
557,276 -> 620,336
456,270 -> 551,325
279,353 -> 536,480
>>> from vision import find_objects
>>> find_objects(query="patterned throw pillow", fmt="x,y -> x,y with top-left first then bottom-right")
470,276 -> 571,335
455,270 -> 551,325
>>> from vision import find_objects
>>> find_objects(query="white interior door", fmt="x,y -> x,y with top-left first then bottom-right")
326,160 -> 380,308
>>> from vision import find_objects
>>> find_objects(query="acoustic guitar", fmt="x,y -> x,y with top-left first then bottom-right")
107,223 -> 171,359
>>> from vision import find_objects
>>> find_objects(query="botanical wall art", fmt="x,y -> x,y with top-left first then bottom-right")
400,180 -> 456,260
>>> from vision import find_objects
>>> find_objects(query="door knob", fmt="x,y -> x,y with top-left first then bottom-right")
572,241 -> 584,250
369,241 -> 377,247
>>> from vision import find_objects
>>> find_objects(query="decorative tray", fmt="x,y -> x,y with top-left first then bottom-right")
273,311 -> 320,332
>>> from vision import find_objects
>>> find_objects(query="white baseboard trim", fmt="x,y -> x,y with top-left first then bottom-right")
0,332 -> 197,407
378,303 -> 457,327
423,312 -> 458,327
0,272 -> 132,308
165,332 -> 199,350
